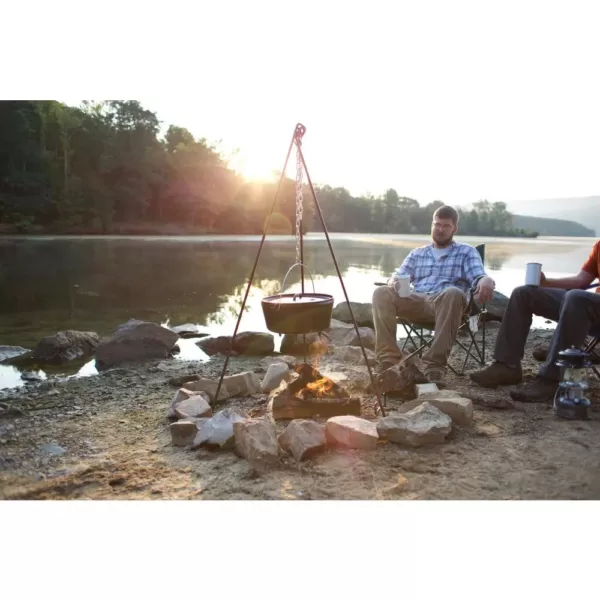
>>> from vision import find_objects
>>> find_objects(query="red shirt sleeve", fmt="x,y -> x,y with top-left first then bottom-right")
581,241 -> 600,279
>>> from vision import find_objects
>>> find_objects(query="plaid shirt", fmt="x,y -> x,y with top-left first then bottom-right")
394,241 -> 486,294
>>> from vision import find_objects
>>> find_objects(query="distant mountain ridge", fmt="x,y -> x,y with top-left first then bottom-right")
512,214 -> 595,237
508,196 -> 599,237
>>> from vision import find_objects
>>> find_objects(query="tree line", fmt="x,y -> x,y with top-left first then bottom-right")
0,100 -> 543,237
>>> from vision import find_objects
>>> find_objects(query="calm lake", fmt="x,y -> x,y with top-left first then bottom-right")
0,233 -> 597,389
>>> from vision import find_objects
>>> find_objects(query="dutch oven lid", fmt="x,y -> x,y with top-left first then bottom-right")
262,293 -> 333,304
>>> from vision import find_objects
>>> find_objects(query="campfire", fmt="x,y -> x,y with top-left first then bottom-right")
287,363 -> 349,401
269,363 -> 360,420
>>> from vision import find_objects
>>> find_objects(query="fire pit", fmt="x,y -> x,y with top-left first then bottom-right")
269,363 -> 362,420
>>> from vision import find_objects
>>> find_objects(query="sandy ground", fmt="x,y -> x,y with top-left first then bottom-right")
1,328 -> 599,500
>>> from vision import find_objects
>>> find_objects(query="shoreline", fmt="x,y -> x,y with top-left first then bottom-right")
1,327 -> 599,500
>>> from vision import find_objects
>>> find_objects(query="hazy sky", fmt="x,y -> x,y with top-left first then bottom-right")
45,1 -> 600,207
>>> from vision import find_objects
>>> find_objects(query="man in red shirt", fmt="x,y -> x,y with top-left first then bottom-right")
470,240 -> 600,401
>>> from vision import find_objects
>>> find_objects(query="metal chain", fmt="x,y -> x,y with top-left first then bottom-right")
295,139 -> 303,265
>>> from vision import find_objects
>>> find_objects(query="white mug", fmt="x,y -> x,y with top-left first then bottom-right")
525,262 -> 542,286
393,274 -> 411,298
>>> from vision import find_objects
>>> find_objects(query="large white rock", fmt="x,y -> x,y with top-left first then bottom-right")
174,392 -> 212,419
185,371 -> 261,402
168,388 -> 196,418
377,402 -> 452,447
397,390 -> 474,427
278,419 -> 327,461
259,355 -> 297,369
192,408 -> 247,450
233,418 -> 279,464
261,362 -> 291,393
325,415 -> 379,450
328,345 -> 377,366
327,320 -> 376,349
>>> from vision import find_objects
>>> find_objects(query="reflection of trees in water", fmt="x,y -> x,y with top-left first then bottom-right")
0,238 -> 508,329
485,252 -> 509,271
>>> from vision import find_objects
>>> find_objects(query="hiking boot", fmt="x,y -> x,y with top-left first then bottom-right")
423,366 -> 447,389
376,360 -> 399,374
509,377 -> 558,403
469,362 -> 523,388
376,362 -> 426,395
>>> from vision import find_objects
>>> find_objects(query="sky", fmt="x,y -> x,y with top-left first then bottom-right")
6,0 -> 600,208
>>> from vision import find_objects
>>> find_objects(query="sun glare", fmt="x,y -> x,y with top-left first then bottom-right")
231,153 -> 278,183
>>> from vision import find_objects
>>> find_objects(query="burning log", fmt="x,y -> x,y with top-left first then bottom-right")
269,363 -> 360,420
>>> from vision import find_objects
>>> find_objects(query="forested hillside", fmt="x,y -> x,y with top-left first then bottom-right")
0,100 -> 589,238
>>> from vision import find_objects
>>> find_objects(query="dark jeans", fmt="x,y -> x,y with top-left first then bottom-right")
494,286 -> 600,380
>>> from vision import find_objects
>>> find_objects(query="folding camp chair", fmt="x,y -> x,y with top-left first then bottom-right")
376,244 -> 488,376
582,281 -> 600,379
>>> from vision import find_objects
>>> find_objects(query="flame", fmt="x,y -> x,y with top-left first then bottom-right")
305,376 -> 336,397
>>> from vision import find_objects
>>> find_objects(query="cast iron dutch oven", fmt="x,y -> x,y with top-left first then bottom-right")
262,292 -> 334,334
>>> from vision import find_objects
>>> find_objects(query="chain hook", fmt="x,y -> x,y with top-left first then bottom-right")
294,123 -> 306,143
294,125 -> 305,266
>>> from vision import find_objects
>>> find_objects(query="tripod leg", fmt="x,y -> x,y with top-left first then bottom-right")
213,130 -> 296,404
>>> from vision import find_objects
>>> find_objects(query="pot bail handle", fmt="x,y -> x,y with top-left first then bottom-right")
278,262 -> 317,300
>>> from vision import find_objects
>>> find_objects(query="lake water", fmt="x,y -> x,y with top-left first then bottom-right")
0,233 -> 597,389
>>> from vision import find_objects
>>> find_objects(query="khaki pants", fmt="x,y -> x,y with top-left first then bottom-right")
372,285 -> 467,369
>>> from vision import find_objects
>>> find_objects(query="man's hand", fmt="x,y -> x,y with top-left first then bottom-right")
475,276 -> 495,303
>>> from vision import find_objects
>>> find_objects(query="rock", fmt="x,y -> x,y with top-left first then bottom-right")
174,393 -> 212,419
261,362 -> 291,393
0,346 -> 29,362
169,324 -> 210,338
377,402 -> 452,447
415,383 -> 439,397
258,355 -> 297,369
34,330 -> 99,364
179,331 -> 210,339
331,301 -> 374,328
469,395 -> 516,410
170,420 -> 207,446
232,332 -> 274,356
196,336 -> 233,356
483,291 -> 509,322
22,371 -> 44,382
327,320 -> 376,349
329,345 -> 377,366
397,390 -> 474,427
95,320 -> 178,371
280,332 -> 329,356
532,342 -> 548,361
185,371 -> 261,402
168,388 -> 197,418
192,408 -> 248,449
169,374 -> 201,387
41,443 -> 66,456
2,332 -> 99,367
325,415 -> 379,450
195,332 -> 274,356
0,404 -> 25,419
279,419 -> 327,461
233,418 -> 279,464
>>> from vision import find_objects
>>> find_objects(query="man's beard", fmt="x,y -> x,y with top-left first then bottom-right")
432,232 -> 454,247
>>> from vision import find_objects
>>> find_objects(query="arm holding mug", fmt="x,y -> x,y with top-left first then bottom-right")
540,270 -> 595,290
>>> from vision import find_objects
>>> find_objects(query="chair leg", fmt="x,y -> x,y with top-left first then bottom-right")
481,316 -> 486,364
583,337 -> 600,379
